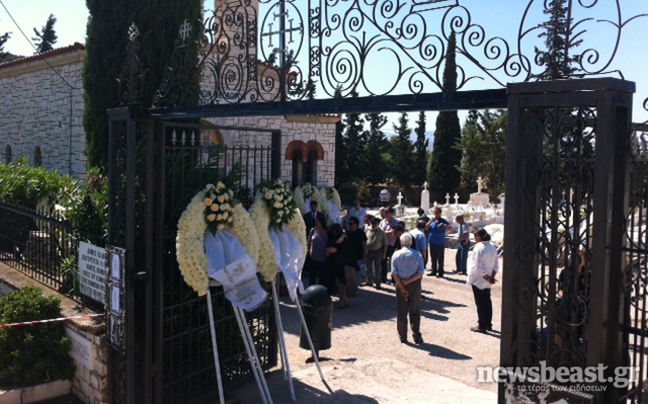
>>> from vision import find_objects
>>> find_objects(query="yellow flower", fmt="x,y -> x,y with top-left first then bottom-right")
207,214 -> 216,222
210,204 -> 219,212
222,211 -> 229,219
204,198 -> 213,206
222,203 -> 230,211
218,195 -> 226,203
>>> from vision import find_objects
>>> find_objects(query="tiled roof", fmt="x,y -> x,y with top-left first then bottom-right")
0,42 -> 85,69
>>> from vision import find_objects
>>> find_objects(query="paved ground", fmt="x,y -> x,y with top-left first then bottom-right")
227,249 -> 503,404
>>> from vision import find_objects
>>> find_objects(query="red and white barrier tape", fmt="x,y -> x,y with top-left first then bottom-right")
0,313 -> 105,328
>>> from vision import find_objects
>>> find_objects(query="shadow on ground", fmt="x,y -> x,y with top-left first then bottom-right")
225,370 -> 379,404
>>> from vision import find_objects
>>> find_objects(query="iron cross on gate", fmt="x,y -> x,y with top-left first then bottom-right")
260,1 -> 303,65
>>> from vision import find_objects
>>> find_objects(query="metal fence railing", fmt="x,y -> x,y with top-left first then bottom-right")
0,201 -> 105,308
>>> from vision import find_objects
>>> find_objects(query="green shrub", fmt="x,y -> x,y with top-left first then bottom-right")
0,286 -> 75,386
0,160 -> 73,209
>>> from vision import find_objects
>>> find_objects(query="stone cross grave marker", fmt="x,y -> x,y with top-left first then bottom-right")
477,176 -> 484,193
397,192 -> 404,206
445,193 -> 451,205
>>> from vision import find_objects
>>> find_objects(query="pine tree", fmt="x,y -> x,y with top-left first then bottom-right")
0,24 -> 12,63
389,112 -> 414,189
456,110 -> 507,201
534,0 -> 582,80
32,14 -> 57,54
363,112 -> 389,186
83,0 -> 202,167
413,111 -> 429,186
428,32 -> 462,197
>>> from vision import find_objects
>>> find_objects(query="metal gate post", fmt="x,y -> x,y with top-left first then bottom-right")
107,107 -> 152,404
587,84 -> 634,403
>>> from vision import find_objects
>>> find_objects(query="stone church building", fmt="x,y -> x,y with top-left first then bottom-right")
0,10 -> 339,187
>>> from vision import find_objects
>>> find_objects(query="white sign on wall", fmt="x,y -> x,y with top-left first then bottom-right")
65,327 -> 95,370
79,242 -> 107,303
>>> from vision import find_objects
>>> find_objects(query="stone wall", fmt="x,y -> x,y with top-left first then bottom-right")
208,114 -> 338,187
66,325 -> 108,404
0,44 -> 87,179
0,264 -> 108,404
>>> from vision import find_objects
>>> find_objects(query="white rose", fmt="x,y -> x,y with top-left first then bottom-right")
206,184 -> 215,190
222,211 -> 229,219
228,189 -> 234,198
218,223 -> 225,230
227,216 -> 233,222
276,218 -> 281,223
265,192 -> 273,200
217,182 -> 226,190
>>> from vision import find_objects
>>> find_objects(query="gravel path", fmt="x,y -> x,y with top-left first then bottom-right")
227,249 -> 503,404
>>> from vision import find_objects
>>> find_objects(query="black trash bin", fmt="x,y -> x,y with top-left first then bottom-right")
299,285 -> 332,356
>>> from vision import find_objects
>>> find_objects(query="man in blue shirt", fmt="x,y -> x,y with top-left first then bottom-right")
426,207 -> 452,278
391,233 -> 425,344
409,219 -> 428,263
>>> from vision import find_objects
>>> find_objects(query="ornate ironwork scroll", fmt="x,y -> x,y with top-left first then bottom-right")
148,0 -> 644,108
518,106 -> 595,370
117,23 -> 147,107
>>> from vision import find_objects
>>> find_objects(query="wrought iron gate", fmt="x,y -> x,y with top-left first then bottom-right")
501,78 -> 635,403
107,113 -> 280,404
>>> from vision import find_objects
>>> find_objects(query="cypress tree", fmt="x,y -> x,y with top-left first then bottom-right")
83,0 -> 201,168
363,112 -> 389,186
32,14 -> 57,54
428,32 -> 462,197
389,112 -> 414,189
338,91 -> 365,183
413,111 -> 429,186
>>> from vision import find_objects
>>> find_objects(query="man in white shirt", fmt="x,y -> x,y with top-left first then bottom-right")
347,199 -> 367,230
468,228 -> 499,333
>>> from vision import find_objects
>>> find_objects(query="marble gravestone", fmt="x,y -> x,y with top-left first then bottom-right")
421,182 -> 430,212
469,176 -> 489,206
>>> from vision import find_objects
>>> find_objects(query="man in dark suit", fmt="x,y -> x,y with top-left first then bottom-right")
303,200 -> 326,236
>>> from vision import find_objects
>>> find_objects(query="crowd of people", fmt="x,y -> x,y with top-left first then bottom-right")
301,198 -> 500,342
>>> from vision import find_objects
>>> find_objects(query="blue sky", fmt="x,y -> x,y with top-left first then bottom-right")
1,0 -> 647,126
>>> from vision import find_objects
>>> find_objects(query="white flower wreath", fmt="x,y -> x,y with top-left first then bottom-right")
176,183 -> 259,296
250,180 -> 306,281
294,183 -> 320,214
317,186 -> 342,214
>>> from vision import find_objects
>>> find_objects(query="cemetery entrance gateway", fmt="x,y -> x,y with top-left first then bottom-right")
106,1 -> 648,403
